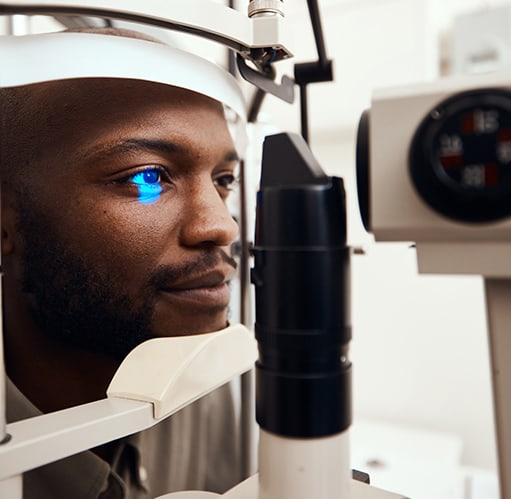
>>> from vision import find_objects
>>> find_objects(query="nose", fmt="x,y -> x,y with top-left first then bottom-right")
180,180 -> 239,248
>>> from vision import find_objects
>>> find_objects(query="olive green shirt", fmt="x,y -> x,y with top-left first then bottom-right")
7,378 -> 241,498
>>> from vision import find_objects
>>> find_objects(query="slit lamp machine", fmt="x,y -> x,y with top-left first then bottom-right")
0,1 -> 509,498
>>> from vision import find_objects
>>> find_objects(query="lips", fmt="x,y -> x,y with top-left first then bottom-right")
159,268 -> 234,307
164,270 -> 229,291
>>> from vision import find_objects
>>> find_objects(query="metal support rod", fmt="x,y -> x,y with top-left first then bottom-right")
484,278 -> 511,499
0,273 -> 8,446
247,88 -> 266,124
226,0 -> 256,480
294,0 -> 331,143
227,0 -> 237,76
299,84 -> 309,143
240,370 -> 255,479
306,0 -> 328,67
0,24 -> 30,499
0,167 -> 7,446
238,159 -> 250,367
238,158 -> 256,479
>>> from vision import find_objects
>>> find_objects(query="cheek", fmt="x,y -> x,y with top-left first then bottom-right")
58,197 -> 182,274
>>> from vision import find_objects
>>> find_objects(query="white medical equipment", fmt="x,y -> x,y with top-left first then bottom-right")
357,71 -> 511,499
0,0 -> 432,499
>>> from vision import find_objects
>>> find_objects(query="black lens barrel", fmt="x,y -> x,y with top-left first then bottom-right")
252,133 -> 352,438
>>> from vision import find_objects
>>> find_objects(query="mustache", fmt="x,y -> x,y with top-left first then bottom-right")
149,249 -> 237,289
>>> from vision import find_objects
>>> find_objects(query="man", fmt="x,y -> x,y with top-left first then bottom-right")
1,28 -> 243,498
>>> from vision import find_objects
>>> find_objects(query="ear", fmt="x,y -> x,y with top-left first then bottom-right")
2,188 -> 16,257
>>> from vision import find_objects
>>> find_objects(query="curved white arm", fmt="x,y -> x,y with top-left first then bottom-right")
0,0 -> 292,59
107,324 -> 257,419
0,32 -> 247,122
0,324 -> 256,482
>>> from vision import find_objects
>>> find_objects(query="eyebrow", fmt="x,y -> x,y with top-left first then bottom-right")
86,138 -> 184,160
84,138 -> 240,164
223,149 -> 240,163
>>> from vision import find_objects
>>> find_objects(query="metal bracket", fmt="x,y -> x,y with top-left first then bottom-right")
237,54 -> 295,104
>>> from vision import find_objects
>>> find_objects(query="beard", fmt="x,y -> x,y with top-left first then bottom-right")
15,196 -> 237,361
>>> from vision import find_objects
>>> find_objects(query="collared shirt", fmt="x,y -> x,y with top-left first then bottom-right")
7,378 -> 241,498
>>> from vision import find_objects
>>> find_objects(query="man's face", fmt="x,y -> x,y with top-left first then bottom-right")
9,78 -> 240,360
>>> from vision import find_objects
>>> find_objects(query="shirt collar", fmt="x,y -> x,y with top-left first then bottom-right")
6,377 -> 127,499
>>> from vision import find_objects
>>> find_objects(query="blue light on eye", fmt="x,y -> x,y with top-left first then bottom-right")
131,170 -> 162,205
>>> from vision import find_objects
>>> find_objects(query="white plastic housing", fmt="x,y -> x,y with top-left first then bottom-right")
0,31 -> 247,122
107,324 -> 257,419
258,429 -> 351,499
367,70 -> 511,275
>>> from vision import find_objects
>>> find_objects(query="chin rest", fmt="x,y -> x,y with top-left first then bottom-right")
107,324 -> 257,419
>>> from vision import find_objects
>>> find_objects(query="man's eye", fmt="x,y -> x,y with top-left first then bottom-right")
130,169 -> 162,186
127,167 -> 164,204
214,174 -> 238,190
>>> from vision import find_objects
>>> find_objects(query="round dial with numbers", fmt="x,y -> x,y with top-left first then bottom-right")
410,89 -> 511,222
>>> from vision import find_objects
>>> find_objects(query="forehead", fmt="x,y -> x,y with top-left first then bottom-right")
27,78 -> 234,164
34,78 -> 227,129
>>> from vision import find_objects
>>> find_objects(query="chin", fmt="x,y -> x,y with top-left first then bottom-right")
153,312 -> 229,338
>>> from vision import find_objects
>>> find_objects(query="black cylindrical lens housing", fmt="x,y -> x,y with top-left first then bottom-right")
252,133 -> 352,438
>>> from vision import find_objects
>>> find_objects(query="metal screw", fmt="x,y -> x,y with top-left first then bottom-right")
248,0 -> 284,18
